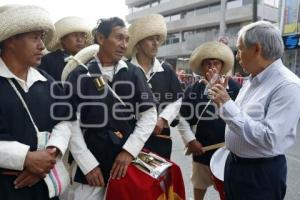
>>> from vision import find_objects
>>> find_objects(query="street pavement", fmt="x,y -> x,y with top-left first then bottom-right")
171,122 -> 300,200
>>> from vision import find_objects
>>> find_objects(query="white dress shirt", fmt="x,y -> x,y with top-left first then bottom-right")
0,58 -> 71,170
220,59 -> 300,158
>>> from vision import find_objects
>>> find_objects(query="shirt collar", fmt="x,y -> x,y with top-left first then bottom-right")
130,55 -> 164,75
62,50 -> 71,62
249,59 -> 282,84
0,58 -> 47,92
94,56 -> 128,74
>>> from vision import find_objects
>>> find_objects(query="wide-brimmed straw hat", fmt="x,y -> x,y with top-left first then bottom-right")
125,14 -> 167,58
189,41 -> 234,76
0,5 -> 54,46
61,44 -> 99,81
46,16 -> 93,52
0,4 -> 19,13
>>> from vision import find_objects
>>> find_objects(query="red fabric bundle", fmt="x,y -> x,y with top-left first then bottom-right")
105,161 -> 185,200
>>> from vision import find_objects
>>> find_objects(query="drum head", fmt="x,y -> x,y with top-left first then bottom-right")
210,147 -> 229,181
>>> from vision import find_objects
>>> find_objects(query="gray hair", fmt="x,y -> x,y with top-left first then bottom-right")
237,21 -> 284,60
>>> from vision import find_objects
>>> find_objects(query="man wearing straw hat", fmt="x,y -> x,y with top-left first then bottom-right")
0,5 -> 73,200
125,14 -> 183,159
209,21 -> 300,200
64,17 -> 157,200
178,41 -> 240,200
39,16 -> 92,81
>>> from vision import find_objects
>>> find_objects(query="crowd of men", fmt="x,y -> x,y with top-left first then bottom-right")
0,4 -> 300,200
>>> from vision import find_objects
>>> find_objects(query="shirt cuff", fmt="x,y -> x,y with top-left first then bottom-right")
46,121 -> 71,156
159,113 -> 171,125
122,137 -> 145,158
182,130 -> 196,145
220,99 -> 240,120
177,117 -> 196,145
159,98 -> 182,125
74,150 -> 99,175
0,141 -> 30,171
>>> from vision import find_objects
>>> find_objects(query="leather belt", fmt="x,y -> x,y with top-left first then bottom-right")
230,152 -> 282,164
0,170 -> 21,176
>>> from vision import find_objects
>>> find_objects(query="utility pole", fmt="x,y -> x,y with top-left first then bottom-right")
219,0 -> 227,37
253,0 -> 258,22
279,0 -> 285,33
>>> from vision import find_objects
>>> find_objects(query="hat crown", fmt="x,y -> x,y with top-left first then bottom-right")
125,14 -> 167,58
0,5 -> 55,45
189,41 -> 235,76
46,16 -> 93,51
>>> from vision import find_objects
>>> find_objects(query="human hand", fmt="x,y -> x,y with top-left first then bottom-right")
187,140 -> 204,156
14,169 -> 42,189
24,148 -> 57,175
110,150 -> 134,180
85,166 -> 105,187
208,77 -> 231,107
153,117 -> 167,135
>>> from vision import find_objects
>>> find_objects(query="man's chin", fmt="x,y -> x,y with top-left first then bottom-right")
31,60 -> 41,67
113,55 -> 123,62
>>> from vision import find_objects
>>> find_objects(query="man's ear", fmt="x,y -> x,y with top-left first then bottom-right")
254,42 -> 262,56
4,37 -> 16,50
96,33 -> 105,46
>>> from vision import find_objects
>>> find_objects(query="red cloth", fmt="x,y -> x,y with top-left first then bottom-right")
105,162 -> 185,200
212,176 -> 225,200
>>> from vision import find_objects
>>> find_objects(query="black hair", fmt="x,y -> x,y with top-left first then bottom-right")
94,17 -> 125,42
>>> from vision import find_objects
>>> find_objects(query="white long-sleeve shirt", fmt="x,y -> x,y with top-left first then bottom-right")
221,59 -> 300,158
69,59 -> 157,175
130,55 -> 182,125
0,59 -> 71,170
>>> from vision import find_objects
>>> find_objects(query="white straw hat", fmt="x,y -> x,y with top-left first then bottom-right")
0,5 -> 54,46
0,4 -> 19,13
62,44 -> 99,81
189,41 -> 234,76
46,16 -> 93,52
125,14 -> 167,58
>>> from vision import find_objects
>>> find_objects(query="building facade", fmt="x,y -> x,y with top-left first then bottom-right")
281,0 -> 300,77
125,0 -> 279,75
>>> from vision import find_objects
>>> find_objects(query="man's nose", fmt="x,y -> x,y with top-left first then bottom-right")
121,39 -> 127,49
38,40 -> 45,50
236,53 -> 240,61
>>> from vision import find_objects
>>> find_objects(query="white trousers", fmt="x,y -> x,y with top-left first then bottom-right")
73,183 -> 105,200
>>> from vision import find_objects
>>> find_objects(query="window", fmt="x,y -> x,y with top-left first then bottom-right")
160,0 -> 171,4
227,0 -> 243,9
170,14 -> 181,21
165,33 -> 180,45
185,10 -> 195,18
195,7 -> 209,15
209,4 -> 221,12
151,1 -> 159,7
164,16 -> 170,23
263,0 -> 279,7
243,0 -> 253,5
